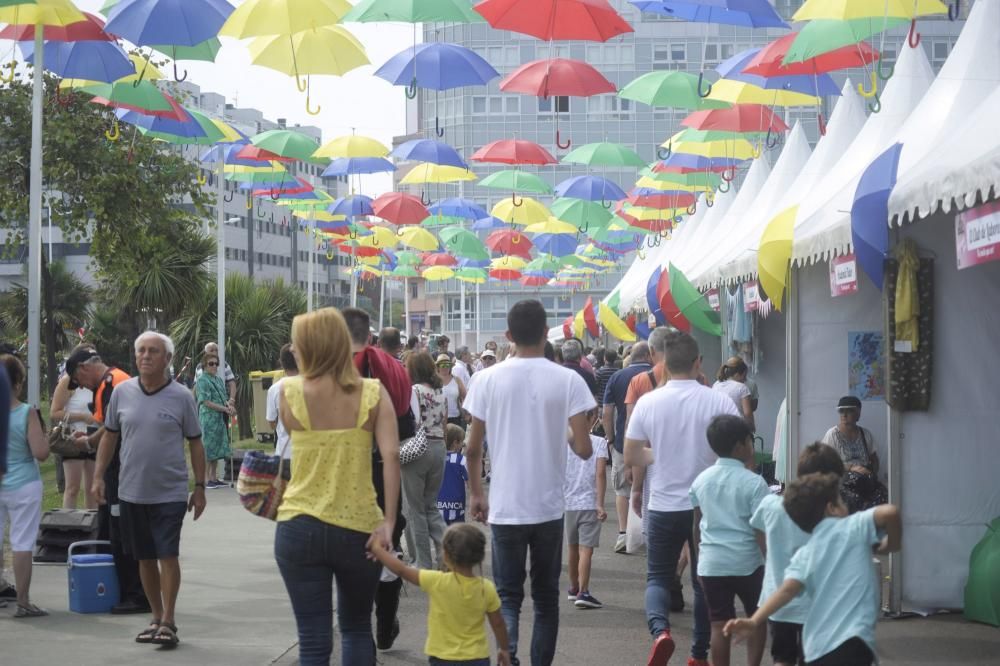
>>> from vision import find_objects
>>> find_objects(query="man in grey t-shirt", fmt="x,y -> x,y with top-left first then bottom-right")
93,331 -> 206,649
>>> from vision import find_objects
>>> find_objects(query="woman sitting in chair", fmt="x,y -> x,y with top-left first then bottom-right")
822,396 -> 888,512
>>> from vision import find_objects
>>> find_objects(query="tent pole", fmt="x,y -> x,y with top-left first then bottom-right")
378,274 -> 385,330
26,27 -> 44,407
307,209 -> 315,312
887,406 -> 902,614
475,283 -> 480,351
785,266 -> 800,483
404,277 -> 410,337
216,156 -> 226,372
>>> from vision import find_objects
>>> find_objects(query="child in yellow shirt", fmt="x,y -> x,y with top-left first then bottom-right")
370,523 -> 511,665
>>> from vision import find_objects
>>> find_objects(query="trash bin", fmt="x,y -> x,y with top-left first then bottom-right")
249,370 -> 284,442
67,540 -> 119,614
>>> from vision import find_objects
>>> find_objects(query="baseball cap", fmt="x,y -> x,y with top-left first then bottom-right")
66,348 -> 100,389
837,395 -> 862,411
481,349 -> 496,359
436,354 -> 452,365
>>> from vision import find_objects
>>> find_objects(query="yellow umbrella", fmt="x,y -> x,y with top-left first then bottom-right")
220,0 -> 352,39
794,0 -> 947,21
399,226 -> 439,251
422,266 -> 455,281
598,302 -> 636,342
356,225 -> 398,248
621,204 -> 687,220
663,135 -> 758,161
225,163 -> 287,175
707,79 -> 820,107
490,255 -> 527,270
634,177 -> 714,193
208,118 -> 244,143
248,25 -> 369,79
524,218 -> 578,235
314,134 -> 390,159
491,197 -> 550,225
60,54 -> 165,89
400,163 -> 477,185
0,0 -> 86,27
295,209 -> 344,222
757,206 -> 798,312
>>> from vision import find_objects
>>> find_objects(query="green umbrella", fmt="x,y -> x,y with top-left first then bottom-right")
99,0 -> 117,15
607,290 -> 621,313
439,226 -> 489,260
0,0 -> 36,7
250,129 -> 321,163
674,128 -> 767,142
152,39 -> 223,64
395,250 -> 424,266
668,263 -> 721,336
421,214 -> 465,229
343,0 -> 484,23
784,18 -> 909,65
619,71 -> 730,110
561,142 -> 646,168
226,170 -> 298,187
455,267 -> 488,283
966,517 -> 1000,627
80,80 -> 175,114
478,169 -> 552,195
526,255 -> 563,272
392,265 -> 421,277
638,168 -> 723,188
550,197 -> 614,231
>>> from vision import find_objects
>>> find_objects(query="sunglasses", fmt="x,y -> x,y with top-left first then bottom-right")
437,363 -> 452,368
207,362 -> 219,367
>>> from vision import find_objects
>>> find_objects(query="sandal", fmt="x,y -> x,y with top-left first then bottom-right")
151,622 -> 179,648
136,620 -> 161,644
14,603 -> 49,618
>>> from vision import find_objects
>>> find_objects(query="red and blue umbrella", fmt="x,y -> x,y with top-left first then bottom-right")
717,47 -> 842,96
851,143 -> 903,291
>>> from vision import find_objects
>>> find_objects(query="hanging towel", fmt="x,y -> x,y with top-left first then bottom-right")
773,398 -> 788,484
894,239 -> 920,352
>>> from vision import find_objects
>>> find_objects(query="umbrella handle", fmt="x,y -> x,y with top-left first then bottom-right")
104,118 -> 121,142
246,195 -> 253,210
656,145 -> 671,160
434,116 -> 445,138
705,193 -> 714,208
173,61 -> 188,83
867,92 -> 882,114
1,61 -> 15,84
257,201 -> 265,219
948,0 -> 961,20
350,228 -> 358,240
581,220 -> 589,234
295,72 -> 308,93
721,166 -> 736,182
270,188 -> 281,201
857,71 -> 878,99
817,112 -> 828,136
511,193 -> 523,207
907,20 -> 921,49
751,142 -> 762,159
420,190 -> 431,206
718,179 -> 730,194
877,60 -> 895,82
396,226 -> 406,237
601,199 -> 613,209
696,72 -> 713,98
555,129 -> 571,150
224,190 -> 234,203
326,250 -> 335,261
133,52 -> 152,88
405,78 -> 418,99
686,202 -> 697,216
637,248 -> 646,261
765,128 -> 778,150
196,172 -> 207,186
270,211 -> 275,224
305,79 -> 321,116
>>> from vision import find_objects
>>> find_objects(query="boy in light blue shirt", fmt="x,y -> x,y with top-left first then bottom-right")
690,414 -> 770,666
726,473 -> 902,666
749,443 -> 845,666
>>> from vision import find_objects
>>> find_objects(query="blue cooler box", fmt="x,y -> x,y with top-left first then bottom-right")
68,540 -> 120,614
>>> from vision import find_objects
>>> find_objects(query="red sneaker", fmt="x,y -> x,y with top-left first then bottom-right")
686,659 -> 710,666
647,630 -> 675,666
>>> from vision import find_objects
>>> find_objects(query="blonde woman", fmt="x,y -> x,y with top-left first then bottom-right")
276,308 -> 400,666
713,356 -> 755,431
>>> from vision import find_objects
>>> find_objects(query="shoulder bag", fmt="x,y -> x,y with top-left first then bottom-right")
399,426 -> 428,466
237,450 -> 291,521
48,412 -> 83,459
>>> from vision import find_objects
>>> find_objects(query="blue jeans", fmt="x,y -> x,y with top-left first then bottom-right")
491,519 -> 563,666
646,509 -> 710,660
275,515 -> 382,666
429,659 -> 490,665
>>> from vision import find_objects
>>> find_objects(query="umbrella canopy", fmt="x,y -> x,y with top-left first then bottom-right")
328,195 -> 375,217
372,192 -> 429,226
561,141 -> 645,167
80,79 -> 176,116
656,270 -> 692,332
321,157 -> 395,177
478,170 -> 552,194
486,229 -> 533,258
390,138 -> 466,168
757,205 -> 798,312
400,163 -> 477,184
375,42 -> 498,91
473,0 -> 632,42
423,252 -> 458,267
439,227 -> 490,260
455,267 -> 488,283
527,255 -> 563,272
682,104 -> 789,133
152,38 -> 222,63
519,273 -> 553,287
393,265 -> 421,277
784,18 -> 910,64
706,79 -> 820,107
251,129 -> 321,162
236,145 -> 293,162
421,213 -> 466,229
220,0 -> 350,38
667,263 -> 722,336
314,134 -> 389,159
550,197 -> 614,231
399,226 -> 440,251
104,0 -> 235,47
0,1 -> 86,27
716,47 -> 842,97
1,11 -> 110,40
428,198 -> 488,220
531,232 -> 578,257
555,175 -> 626,202
851,143 -> 903,291
743,34 -> 879,77
661,134 -> 757,160
793,0 -> 947,20
344,0 -> 484,22
248,25 -> 369,78
471,215 -> 507,231
19,39 -> 134,83
630,0 -> 787,28
618,70 -> 730,110
422,266 -> 455,281
598,302 -> 636,341
525,218 -> 578,235
470,139 -> 557,165
653,153 -> 741,173
395,250 -> 423,266
491,197 -> 550,225
500,58 -> 616,97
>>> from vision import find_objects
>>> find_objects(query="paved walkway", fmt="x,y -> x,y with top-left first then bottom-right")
6,488 -> 1000,665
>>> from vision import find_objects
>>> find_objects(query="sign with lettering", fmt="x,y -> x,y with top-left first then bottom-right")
706,288 -> 720,312
743,281 -> 760,312
956,201 -> 1000,270
829,254 -> 859,297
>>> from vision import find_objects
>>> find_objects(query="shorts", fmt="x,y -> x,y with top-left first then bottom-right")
610,447 -> 630,497
119,500 -> 187,560
565,510 -> 601,548
699,565 -> 764,622
428,658 -> 489,666
770,620 -> 805,665
808,637 -> 874,666
0,480 -> 43,551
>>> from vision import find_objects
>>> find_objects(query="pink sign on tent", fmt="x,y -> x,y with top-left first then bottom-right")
829,254 -> 859,297
956,201 -> 1000,270
743,280 -> 760,312
706,288 -> 720,312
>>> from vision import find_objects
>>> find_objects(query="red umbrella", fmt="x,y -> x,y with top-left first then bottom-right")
471,139 -> 557,165
562,314 -> 574,339
500,58 -> 616,98
656,271 -> 692,333
90,90 -> 188,120
682,104 -> 788,134
236,145 -> 296,163
253,177 -> 313,198
0,12 -> 112,41
519,275 -> 551,287
490,267 -> 523,281
582,297 -> 599,338
474,0 -> 632,42
627,192 -> 696,209
371,192 -> 429,226
423,253 -> 458,267
486,229 -> 533,258
743,35 -> 880,77
625,313 -> 637,333
652,163 -> 732,175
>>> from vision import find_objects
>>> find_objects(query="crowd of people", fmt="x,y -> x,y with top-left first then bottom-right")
0,298 -> 901,666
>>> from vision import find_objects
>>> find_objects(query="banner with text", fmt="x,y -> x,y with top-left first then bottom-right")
956,201 -> 1000,270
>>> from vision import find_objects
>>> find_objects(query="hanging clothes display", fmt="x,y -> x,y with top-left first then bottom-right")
884,253 -> 934,412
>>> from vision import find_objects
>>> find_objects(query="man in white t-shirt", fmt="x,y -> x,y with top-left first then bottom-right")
465,299 -> 596,666
625,331 -> 740,666
265,344 -> 298,460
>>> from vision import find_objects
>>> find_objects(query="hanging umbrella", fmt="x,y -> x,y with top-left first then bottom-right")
519,273 -> 553,287
421,214 -> 466,229
400,163 -> 477,185
79,79 -> 177,117
785,18 -> 910,64
486,229 -> 533,258
471,215 -> 507,231
478,170 -> 552,195
104,0 -> 235,46
743,34 -> 879,77
529,231 -> 578,257
489,255 -> 527,281
717,47 -> 842,96
455,267 -> 488,283
550,198 -> 614,231
428,198 -> 488,220
525,218 -> 578,235
321,157 -> 395,177
629,0 -> 787,28
581,296 -> 600,337
390,138 -> 466,168
473,0 -> 632,41
439,227 -> 490,260
393,265 -> 421,277
424,252 -> 458,267
355,225 -> 398,249
1,11 -> 111,41
656,269 -> 692,332
851,143 -> 903,291
248,25 -> 369,80
793,0 -> 948,21
554,175 -> 626,202
682,104 -> 789,134
395,249 -> 424,266
491,197 -> 550,225
561,141 -> 645,168
236,145 -> 294,162
251,129 -> 321,162
329,194 -> 375,217
0,1 -> 86,27
758,205 -> 798,312
706,79 -> 820,107
470,139 -> 557,165
315,134 -> 389,159
661,134 -> 757,160
667,263 -> 722,336
399,226 -> 440,251
372,192 -> 429,226
19,38 -> 134,83
527,255 -> 563,272
598,302 -> 636,341
618,70 -> 730,110
344,0 -> 483,22
500,58 -> 615,97
965,517 -> 1000,627
220,0 -> 350,38
653,153 -> 741,173
116,104 -> 208,139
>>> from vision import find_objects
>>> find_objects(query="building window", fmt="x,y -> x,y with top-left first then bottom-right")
505,97 -> 519,114
410,282 -> 418,298
472,96 -> 486,113
489,97 -> 503,114
538,96 -> 569,113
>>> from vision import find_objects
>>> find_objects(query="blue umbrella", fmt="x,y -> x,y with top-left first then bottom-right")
533,233 -> 578,257
321,157 -> 396,177
200,142 -> 273,167
471,216 -> 507,232
555,175 -> 627,202
116,106 -> 207,138
646,266 -> 667,325
105,0 -> 235,47
429,198 -> 488,220
458,257 -> 490,268
375,42 -> 499,92
716,48 -> 841,97
329,195 -> 375,218
391,138 -> 467,168
630,0 -> 788,29
851,143 -> 903,291
634,320 -> 652,340
236,173 -> 300,191
655,153 -> 743,171
19,39 -> 134,83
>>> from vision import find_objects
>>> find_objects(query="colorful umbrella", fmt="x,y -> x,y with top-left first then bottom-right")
455,267 -> 488,283
439,227 -> 490,260
478,170 -> 552,195
561,141 -> 645,167
743,34 -> 879,77
375,42 -> 498,91
219,0 -> 350,39
682,104 -> 789,134
529,231 -> 578,257
706,79 -> 821,107
395,250 -> 423,266
473,0 -> 633,42
19,38 -> 134,83
321,157 -> 395,177
251,129 -> 321,162
428,198 -> 488,220
80,79 -> 176,116
424,252 -> 458,267
851,143 -> 903,291
598,302 -> 636,341
0,1 -> 86,27
554,175 -> 626,202
1,10 -> 110,41
500,58 -> 616,97
314,134 -> 389,159
400,163 -> 477,185
471,215 -> 507,231
328,195 -> 375,217
656,270 -> 692,333
580,296 -> 600,337
486,229 -> 533,258
550,197 -> 614,231
470,139 -> 557,165
344,0 -> 484,22
489,255 -> 527,280
519,273 -> 553,287
104,0 -> 235,47
667,263 -> 722,335
491,197 -> 550,225
390,138 -> 467,168
618,70 -> 730,110
393,265 -> 421,277
784,18 -> 910,65
629,0 -> 787,28
248,25 -> 369,79
421,214 -> 466,229
526,255 -> 563,272
758,205 -> 798,311
399,226 -> 440,251
372,192 -> 429,226
793,0 -> 947,21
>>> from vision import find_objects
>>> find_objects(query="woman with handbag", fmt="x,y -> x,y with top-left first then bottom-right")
436,353 -> 467,431
50,345 -> 98,509
403,352 -> 449,570
195,352 -> 233,489
275,308 -> 400,666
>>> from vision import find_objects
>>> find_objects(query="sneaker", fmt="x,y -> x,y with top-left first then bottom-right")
614,533 -> 627,554
574,591 -> 603,609
687,659 -> 710,666
566,586 -> 579,600
207,480 -> 226,489
375,617 -> 400,650
0,584 -> 16,599
647,630 -> 675,666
